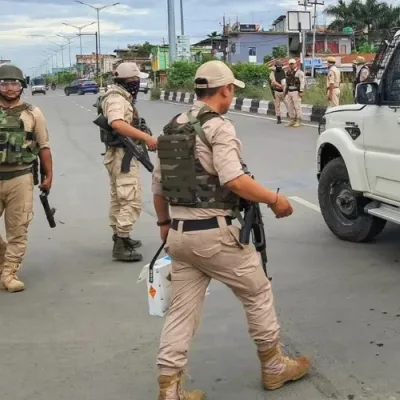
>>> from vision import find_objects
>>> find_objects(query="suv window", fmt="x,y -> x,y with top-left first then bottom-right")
383,44 -> 400,103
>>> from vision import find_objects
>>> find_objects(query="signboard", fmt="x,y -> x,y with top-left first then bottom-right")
177,35 -> 191,61
304,57 -> 323,68
239,24 -> 262,32
287,10 -> 311,31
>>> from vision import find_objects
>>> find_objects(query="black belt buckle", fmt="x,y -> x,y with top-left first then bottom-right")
172,216 -> 232,232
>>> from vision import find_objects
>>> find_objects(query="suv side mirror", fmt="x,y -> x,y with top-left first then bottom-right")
356,82 -> 379,105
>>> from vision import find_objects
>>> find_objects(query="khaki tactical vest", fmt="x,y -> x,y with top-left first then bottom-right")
0,103 -> 39,165
158,106 -> 241,210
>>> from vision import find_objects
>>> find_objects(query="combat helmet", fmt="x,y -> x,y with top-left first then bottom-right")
0,64 -> 27,88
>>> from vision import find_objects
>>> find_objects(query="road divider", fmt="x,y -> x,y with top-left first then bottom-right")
160,90 -> 327,123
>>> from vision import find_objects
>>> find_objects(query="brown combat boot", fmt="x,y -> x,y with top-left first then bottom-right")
258,344 -> 310,390
1,262 -> 25,293
285,120 -> 296,127
292,119 -> 302,127
158,371 -> 205,400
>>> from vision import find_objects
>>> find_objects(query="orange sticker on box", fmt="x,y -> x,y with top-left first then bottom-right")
149,286 -> 157,298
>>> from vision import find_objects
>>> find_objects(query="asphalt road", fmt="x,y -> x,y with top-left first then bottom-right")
1,88 -> 400,400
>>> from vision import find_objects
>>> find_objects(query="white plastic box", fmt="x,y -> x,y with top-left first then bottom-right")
137,255 -> 210,317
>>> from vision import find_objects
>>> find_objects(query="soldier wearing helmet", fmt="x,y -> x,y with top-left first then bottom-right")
0,64 -> 53,293
269,61 -> 287,124
97,61 -> 157,262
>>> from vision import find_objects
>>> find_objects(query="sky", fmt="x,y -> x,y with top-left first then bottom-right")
0,0 -> 336,76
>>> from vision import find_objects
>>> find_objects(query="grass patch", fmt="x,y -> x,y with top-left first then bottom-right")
150,85 -> 161,101
159,76 -> 355,106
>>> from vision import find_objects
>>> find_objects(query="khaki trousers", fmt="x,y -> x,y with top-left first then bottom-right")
274,91 -> 286,117
157,217 -> 280,374
104,147 -> 142,238
328,88 -> 340,108
286,91 -> 302,121
0,173 -> 34,266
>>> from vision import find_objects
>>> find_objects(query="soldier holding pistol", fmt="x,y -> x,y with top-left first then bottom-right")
99,62 -> 157,262
0,64 -> 53,293
152,60 -> 310,399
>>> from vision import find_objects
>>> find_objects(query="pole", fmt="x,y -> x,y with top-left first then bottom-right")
96,32 -> 99,81
180,0 -> 184,35
68,40 -> 72,72
308,0 -> 324,78
167,0 -> 177,65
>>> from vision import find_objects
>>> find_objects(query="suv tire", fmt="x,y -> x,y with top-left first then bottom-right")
318,157 -> 386,242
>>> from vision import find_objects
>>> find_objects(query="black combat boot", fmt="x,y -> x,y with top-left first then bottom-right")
277,116 -> 282,124
112,234 -> 142,249
112,236 -> 143,262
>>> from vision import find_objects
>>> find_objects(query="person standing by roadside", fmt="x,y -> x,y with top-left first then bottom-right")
326,56 -> 341,108
284,59 -> 305,127
269,61 -> 287,124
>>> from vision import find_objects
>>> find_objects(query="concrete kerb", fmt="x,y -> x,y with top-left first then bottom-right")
159,90 -> 327,122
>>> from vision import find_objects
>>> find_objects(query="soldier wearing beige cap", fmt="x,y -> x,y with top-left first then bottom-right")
326,56 -> 341,107
284,58 -> 305,127
97,61 -> 157,262
152,60 -> 310,399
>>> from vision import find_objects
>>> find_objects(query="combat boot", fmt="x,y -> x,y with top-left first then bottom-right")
112,236 -> 143,262
258,343 -> 310,390
292,119 -> 302,127
285,120 -> 295,127
158,371 -> 205,400
1,262 -> 25,293
277,116 -> 282,124
112,234 -> 142,249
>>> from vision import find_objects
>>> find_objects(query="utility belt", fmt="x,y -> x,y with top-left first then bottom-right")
274,88 -> 284,93
288,86 -> 299,92
171,216 -> 232,232
0,167 -> 32,181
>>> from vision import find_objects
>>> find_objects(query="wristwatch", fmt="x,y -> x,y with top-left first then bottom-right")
157,219 -> 171,226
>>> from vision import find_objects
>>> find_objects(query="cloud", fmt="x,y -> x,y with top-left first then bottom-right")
0,0 -> 333,74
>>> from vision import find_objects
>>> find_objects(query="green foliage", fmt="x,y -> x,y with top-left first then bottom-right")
264,55 -> 273,63
165,60 -> 201,91
272,45 -> 288,58
150,85 -> 161,101
357,42 -> 378,53
230,62 -> 270,86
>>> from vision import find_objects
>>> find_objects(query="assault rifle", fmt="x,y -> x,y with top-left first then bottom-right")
93,114 -> 154,173
238,170 -> 271,281
33,160 -> 56,228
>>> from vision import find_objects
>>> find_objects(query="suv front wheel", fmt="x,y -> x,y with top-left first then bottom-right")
318,157 -> 386,242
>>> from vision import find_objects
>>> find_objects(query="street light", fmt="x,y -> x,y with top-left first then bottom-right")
56,34 -> 75,72
62,21 -> 96,56
74,1 -> 120,72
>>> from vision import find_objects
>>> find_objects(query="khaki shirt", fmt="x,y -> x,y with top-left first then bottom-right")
152,100 -> 245,220
327,65 -> 341,88
101,84 -> 137,164
0,101 -> 50,172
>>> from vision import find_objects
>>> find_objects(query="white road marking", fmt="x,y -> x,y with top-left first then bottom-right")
289,196 -> 321,213
80,105 -> 85,109
164,101 -> 318,128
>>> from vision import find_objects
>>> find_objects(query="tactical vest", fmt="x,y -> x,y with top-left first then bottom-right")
286,70 -> 300,91
158,106 -> 242,210
0,103 -> 39,166
96,88 -> 140,148
273,69 -> 286,92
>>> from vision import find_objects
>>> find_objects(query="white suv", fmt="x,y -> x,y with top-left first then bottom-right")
316,30 -> 400,243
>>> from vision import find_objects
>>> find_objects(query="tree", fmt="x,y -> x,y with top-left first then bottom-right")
324,0 -> 400,43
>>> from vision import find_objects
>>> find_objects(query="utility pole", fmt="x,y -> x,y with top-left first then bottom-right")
167,0 -> 177,65
180,0 -> 184,35
56,34 -> 75,72
298,0 -> 312,72
80,32 -> 99,79
307,0 -> 324,78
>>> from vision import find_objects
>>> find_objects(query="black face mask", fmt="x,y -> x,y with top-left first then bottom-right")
120,80 -> 140,99
275,67 -> 282,72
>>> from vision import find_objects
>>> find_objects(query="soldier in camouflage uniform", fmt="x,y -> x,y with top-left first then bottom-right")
0,65 -> 53,292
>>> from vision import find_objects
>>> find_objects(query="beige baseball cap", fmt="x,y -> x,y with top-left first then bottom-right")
115,62 -> 141,78
195,60 -> 245,89
289,58 -> 296,64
